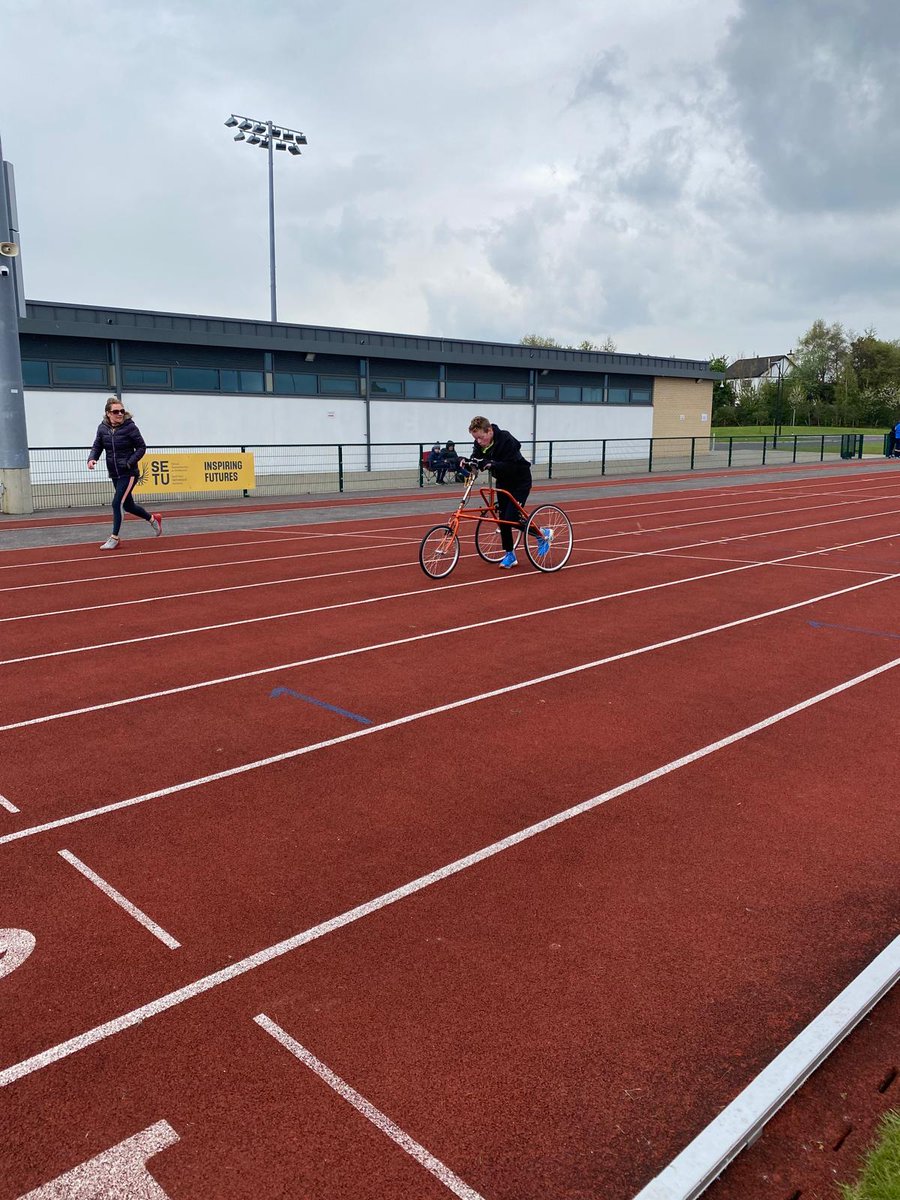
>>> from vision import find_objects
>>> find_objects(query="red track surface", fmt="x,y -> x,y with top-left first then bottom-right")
1,468 -> 898,1199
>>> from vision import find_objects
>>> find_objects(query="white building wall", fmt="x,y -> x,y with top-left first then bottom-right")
25,390 -> 653,452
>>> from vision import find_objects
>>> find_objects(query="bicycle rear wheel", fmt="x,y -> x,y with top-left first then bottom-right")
475,518 -> 521,563
524,505 -> 573,572
419,524 -> 460,578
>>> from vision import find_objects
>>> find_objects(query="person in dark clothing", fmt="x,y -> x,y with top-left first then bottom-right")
463,416 -> 551,568
441,440 -> 466,483
87,397 -> 163,551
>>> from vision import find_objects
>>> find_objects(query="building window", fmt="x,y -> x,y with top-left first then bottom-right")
21,360 -> 50,386
51,363 -> 108,385
173,367 -> 219,391
405,379 -> 439,398
631,389 -> 651,405
219,369 -> 264,393
446,381 -> 475,400
371,379 -> 404,395
474,381 -> 502,401
274,372 -> 317,394
558,386 -> 581,404
123,367 -> 171,387
582,386 -> 604,404
319,375 -> 359,395
504,384 -> 528,399
608,387 -> 630,405
536,386 -> 556,401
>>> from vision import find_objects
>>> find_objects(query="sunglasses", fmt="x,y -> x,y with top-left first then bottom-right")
109,409 -> 125,415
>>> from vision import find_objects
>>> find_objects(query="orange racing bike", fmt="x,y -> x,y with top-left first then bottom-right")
418,463 -> 573,579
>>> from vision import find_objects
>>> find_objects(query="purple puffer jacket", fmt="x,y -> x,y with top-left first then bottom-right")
89,418 -> 147,480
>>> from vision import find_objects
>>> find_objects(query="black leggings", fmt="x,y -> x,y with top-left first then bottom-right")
111,474 -> 151,536
497,476 -> 533,551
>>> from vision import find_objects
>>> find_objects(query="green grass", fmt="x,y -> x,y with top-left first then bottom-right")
712,425 -> 888,437
839,1110 -> 900,1200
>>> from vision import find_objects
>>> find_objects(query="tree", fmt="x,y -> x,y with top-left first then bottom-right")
520,334 -> 617,351
708,355 -> 736,417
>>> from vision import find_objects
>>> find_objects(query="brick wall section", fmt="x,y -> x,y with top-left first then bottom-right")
652,377 -> 713,457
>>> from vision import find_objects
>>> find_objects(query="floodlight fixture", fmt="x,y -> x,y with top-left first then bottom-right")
221,111 -> 309,323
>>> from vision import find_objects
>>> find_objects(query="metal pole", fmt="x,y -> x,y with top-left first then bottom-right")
0,132 -> 31,513
267,121 -> 277,323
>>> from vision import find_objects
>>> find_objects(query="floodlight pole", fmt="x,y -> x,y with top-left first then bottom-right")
224,113 -> 307,325
266,120 -> 277,323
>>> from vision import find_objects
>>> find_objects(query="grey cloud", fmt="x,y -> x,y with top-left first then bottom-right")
482,196 -> 571,288
569,51 -> 624,107
722,0 -> 900,213
290,204 -> 404,283
615,127 -> 693,206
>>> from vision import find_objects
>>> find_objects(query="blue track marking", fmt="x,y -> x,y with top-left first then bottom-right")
270,686 -> 372,725
808,620 -> 900,641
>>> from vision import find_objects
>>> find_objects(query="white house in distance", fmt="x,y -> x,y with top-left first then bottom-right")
725,354 -> 794,393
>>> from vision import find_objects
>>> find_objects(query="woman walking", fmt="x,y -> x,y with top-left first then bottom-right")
87,397 -> 162,551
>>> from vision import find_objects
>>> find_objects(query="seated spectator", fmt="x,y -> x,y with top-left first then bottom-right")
442,440 -> 466,483
427,443 -> 442,480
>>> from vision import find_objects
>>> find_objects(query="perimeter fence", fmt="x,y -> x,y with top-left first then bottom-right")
25,432 -> 889,511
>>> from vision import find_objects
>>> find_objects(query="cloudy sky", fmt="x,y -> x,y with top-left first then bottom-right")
2,0 -> 899,362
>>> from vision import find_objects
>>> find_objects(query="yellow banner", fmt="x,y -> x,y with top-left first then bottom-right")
137,453 -> 255,493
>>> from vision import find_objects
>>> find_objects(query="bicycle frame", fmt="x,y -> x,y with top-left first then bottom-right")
444,471 -> 528,539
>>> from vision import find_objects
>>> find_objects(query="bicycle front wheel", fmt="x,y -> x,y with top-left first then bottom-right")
419,525 -> 460,578
474,518 -> 521,563
524,505 -> 573,572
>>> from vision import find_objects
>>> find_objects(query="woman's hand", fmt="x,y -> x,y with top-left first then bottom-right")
87,460 -> 96,471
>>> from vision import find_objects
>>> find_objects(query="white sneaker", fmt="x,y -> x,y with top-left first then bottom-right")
99,536 -> 120,551
149,513 -> 163,536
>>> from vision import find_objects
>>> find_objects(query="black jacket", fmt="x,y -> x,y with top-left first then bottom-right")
89,418 -> 147,480
470,424 -> 531,488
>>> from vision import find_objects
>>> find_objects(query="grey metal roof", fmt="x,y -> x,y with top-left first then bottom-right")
20,299 -> 719,380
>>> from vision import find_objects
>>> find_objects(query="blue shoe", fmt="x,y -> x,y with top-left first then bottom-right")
499,551 -> 518,568
537,526 -> 553,557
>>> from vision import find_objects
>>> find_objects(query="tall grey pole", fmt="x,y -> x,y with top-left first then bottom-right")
0,132 -> 31,514
267,120 -> 277,323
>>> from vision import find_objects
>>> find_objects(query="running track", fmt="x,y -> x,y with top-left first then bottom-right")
0,467 -> 898,1199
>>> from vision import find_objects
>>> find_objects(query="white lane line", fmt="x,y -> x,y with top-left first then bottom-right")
2,567 -> 899,845
634,932 -> 900,1200
1,650 -> 897,1089
4,486 -> 898,596
3,530 -> 899,732
0,538 -> 415,594
254,1014 -> 485,1200
57,850 -> 180,950
0,468 -> 893,567
0,793 -> 19,813
3,516 -> 897,700
4,496 -> 900,649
